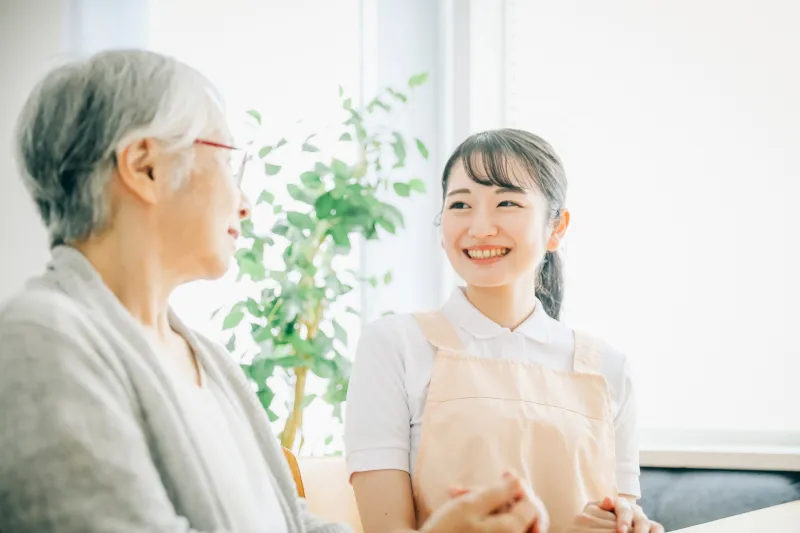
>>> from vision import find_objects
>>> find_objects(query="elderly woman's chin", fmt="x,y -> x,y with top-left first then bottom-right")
180,239 -> 238,282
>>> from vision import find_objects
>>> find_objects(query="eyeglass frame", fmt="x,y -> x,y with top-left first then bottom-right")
194,138 -> 250,186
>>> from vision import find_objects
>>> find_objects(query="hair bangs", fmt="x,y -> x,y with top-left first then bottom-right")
458,132 -> 540,193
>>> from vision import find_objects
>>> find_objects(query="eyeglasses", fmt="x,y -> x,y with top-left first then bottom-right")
195,139 -> 249,186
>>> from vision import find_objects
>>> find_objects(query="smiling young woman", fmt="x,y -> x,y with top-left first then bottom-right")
345,129 -> 663,533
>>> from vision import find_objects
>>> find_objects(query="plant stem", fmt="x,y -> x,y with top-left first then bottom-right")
281,365 -> 308,450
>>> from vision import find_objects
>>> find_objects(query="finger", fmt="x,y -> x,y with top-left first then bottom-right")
467,474 -> 526,515
573,510 -> 620,529
598,496 -> 616,512
582,504 -> 617,522
633,516 -> 650,533
649,521 -> 665,533
614,498 -> 634,533
450,486 -> 471,498
507,493 -> 549,533
483,512 -> 529,533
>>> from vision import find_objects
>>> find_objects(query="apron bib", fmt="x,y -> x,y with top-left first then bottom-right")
411,311 -> 618,533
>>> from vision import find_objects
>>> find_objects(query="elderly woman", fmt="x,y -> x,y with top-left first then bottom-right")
0,49 -> 546,533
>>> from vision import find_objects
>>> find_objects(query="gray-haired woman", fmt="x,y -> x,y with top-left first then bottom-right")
0,49 -> 545,533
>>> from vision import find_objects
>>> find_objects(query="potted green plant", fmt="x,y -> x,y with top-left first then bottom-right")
221,73 -> 430,452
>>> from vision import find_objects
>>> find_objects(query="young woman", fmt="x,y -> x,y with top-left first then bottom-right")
345,129 -> 663,533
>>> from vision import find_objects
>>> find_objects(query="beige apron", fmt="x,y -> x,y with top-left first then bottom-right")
411,311 -> 618,533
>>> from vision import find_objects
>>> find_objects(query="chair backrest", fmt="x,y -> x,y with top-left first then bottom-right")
282,447 -> 363,533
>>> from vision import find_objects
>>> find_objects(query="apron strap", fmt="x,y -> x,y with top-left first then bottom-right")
573,330 -> 604,374
413,311 -> 465,352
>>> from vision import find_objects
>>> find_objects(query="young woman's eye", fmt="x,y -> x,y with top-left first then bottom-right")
448,201 -> 469,209
498,200 -> 521,208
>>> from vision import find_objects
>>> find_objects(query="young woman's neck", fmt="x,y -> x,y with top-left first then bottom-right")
73,228 -> 179,338
464,280 -> 538,331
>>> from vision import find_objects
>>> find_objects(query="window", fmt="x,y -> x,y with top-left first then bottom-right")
148,0 -> 362,454
504,0 -> 800,446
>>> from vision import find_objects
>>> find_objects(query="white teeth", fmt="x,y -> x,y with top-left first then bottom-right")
467,248 -> 508,259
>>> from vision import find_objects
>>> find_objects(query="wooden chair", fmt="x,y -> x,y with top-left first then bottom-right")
282,447 -> 363,533
282,447 -> 306,498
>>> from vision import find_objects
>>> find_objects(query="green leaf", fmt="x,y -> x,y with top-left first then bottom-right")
274,355 -> 303,368
252,326 -> 273,344
258,145 -> 273,158
223,308 -> 245,330
287,184 -> 315,205
247,110 -> 262,124
409,72 -> 429,88
273,205 -> 284,215
286,211 -> 315,230
301,394 -> 317,408
257,190 -> 275,204
300,171 -> 323,188
314,193 -> 336,219
332,320 -> 348,345
312,358 -> 337,379
272,222 -> 290,236
246,298 -> 262,317
342,97 -> 352,110
408,178 -> 426,193
325,435 -> 334,446
239,258 -> 267,280
338,84 -> 344,97
251,358 -> 276,384
339,132 -> 352,141
345,306 -> 360,316
392,132 -> 406,168
377,218 -> 396,234
275,138 -> 288,149
393,182 -> 411,197
267,409 -> 279,423
257,388 -> 274,410
328,226 -> 351,251
367,98 -> 391,113
264,163 -> 281,176
382,204 -> 405,228
302,135 -> 320,153
383,271 -> 393,284
369,277 -> 378,288
415,138 -> 429,159
387,88 -> 408,102
330,158 -> 349,178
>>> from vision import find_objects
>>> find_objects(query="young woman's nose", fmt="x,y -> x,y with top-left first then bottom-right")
468,209 -> 499,239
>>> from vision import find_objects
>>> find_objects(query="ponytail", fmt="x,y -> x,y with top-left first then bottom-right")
536,251 -> 564,320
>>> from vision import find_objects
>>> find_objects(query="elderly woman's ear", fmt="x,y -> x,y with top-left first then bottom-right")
115,138 -> 167,205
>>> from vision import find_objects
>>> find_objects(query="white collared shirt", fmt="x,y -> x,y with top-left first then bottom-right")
344,287 -> 641,498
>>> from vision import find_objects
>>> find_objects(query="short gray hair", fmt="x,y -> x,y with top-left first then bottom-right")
14,49 -> 227,246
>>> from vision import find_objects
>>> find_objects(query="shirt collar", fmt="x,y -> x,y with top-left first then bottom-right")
442,287 -> 553,344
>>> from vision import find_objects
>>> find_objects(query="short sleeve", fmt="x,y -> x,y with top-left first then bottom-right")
614,356 -> 641,498
344,319 -> 411,477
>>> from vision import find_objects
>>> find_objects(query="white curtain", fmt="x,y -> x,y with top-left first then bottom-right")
504,0 -> 800,443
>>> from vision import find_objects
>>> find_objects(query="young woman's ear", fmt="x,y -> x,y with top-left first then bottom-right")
546,209 -> 570,252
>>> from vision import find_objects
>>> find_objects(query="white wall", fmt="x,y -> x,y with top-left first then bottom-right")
0,0 -> 61,303
0,0 -> 149,304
